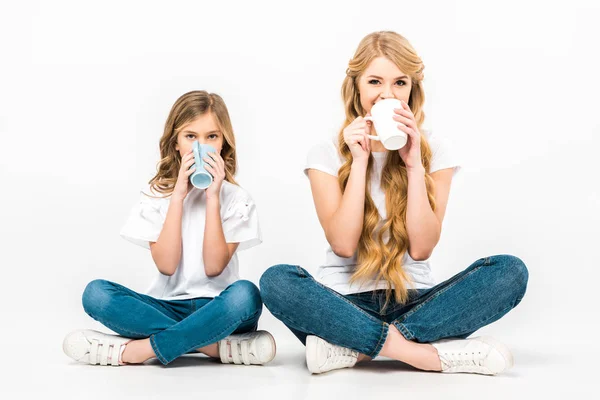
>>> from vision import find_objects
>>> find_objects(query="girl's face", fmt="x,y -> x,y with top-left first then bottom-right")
175,112 -> 225,157
357,56 -> 412,113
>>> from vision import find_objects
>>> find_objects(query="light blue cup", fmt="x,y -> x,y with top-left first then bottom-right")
190,142 -> 215,189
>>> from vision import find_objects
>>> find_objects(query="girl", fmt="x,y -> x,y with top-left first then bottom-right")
63,90 -> 276,367
260,32 -> 528,375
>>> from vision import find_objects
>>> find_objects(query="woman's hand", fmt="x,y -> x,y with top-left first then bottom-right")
343,116 -> 372,165
394,101 -> 424,171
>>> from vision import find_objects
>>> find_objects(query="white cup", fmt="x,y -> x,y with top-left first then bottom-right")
364,98 -> 408,150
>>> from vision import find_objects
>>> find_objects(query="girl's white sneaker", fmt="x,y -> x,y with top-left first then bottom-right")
218,330 -> 276,365
63,329 -> 130,366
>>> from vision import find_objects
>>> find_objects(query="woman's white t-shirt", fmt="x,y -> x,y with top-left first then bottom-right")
304,132 -> 461,295
120,181 -> 261,300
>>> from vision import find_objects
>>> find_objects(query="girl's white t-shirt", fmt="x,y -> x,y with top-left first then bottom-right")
120,181 -> 261,300
304,131 -> 461,295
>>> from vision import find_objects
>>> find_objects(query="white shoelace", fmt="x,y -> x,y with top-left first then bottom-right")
326,345 -> 358,366
439,350 -> 485,371
89,338 -> 123,366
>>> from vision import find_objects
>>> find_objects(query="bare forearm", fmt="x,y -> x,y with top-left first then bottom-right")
326,161 -> 368,257
151,196 -> 184,275
202,197 -> 230,277
405,166 -> 440,260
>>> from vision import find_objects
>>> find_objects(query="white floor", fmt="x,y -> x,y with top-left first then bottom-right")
6,312 -> 595,399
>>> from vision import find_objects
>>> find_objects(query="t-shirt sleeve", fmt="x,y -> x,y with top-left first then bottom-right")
427,134 -> 462,177
304,139 -> 342,177
222,190 -> 262,252
119,189 -> 167,249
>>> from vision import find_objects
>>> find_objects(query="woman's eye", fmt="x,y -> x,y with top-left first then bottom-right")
208,134 -> 218,140
368,79 -> 380,85
185,134 -> 195,139
396,80 -> 406,86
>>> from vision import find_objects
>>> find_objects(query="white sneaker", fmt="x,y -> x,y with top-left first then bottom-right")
63,329 -> 131,366
218,330 -> 276,365
306,335 -> 358,374
431,336 -> 514,375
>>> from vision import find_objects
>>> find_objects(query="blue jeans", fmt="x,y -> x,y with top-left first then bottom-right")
260,254 -> 528,358
82,279 -> 262,365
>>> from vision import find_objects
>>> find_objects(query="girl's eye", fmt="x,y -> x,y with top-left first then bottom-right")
368,79 -> 380,85
396,80 -> 406,86
185,134 -> 196,139
208,134 -> 218,140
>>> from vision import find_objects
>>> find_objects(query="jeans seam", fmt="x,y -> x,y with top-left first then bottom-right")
392,321 -> 414,340
394,265 -> 483,324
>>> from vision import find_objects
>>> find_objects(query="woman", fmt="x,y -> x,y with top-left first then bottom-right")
260,31 -> 527,375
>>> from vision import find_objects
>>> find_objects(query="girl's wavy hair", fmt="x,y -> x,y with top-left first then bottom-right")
338,31 -> 436,307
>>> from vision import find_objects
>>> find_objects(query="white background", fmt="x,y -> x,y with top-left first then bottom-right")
1,0 -> 598,398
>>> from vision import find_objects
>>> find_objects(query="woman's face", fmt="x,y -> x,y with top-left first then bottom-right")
357,56 -> 412,113
174,112 -> 224,157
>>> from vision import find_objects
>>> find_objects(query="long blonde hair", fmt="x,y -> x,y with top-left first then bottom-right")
149,90 -> 238,195
338,31 -> 436,306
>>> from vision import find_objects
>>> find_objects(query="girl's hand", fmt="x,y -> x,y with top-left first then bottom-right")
203,151 -> 226,201
394,101 -> 424,170
173,151 -> 196,201
343,116 -> 371,164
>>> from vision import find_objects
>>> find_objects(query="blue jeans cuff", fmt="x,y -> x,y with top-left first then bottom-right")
368,321 -> 390,358
150,334 -> 169,365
